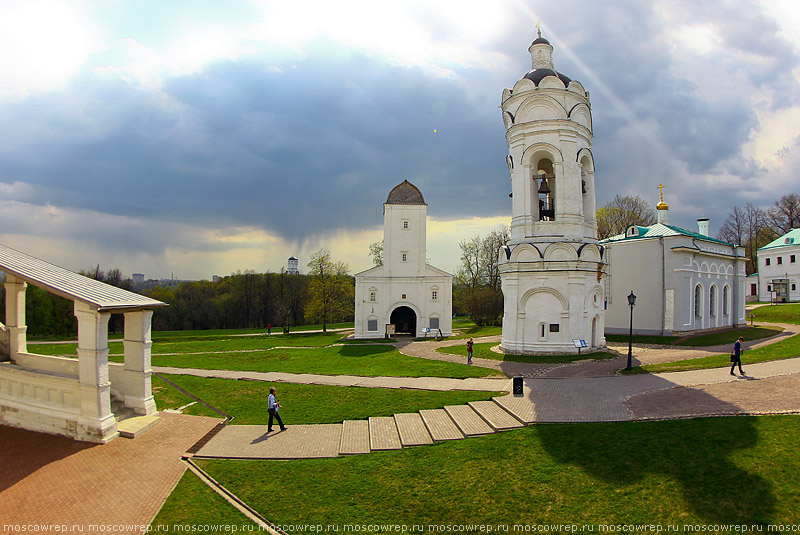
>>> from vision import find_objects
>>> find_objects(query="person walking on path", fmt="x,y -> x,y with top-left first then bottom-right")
466,338 -> 474,365
731,336 -> 745,376
267,387 -> 287,432
267,323 -> 272,335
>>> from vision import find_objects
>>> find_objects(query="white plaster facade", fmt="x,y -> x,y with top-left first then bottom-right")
354,181 -> 453,339
498,33 -> 606,354
601,211 -> 747,335
0,244 -> 166,443
757,228 -> 800,303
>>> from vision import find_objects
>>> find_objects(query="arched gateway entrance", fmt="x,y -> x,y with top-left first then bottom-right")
390,306 -> 417,335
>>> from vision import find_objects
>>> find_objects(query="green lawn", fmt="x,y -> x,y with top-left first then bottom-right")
147,345 -> 498,378
437,342 -> 615,364
29,331 -> 348,356
149,467 -> 257,529
626,331 -> 800,374
751,302 -> 800,325
162,416 -> 799,529
606,326 -> 781,347
153,374 -> 503,425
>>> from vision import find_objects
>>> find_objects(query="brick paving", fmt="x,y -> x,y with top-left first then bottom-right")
339,420 -> 370,455
194,424 -> 342,459
394,413 -> 433,446
419,409 -> 464,440
369,416 -> 402,450
0,413 -> 220,535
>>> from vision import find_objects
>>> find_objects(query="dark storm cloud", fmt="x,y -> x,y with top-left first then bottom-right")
0,47 -> 508,239
1,0 -> 798,251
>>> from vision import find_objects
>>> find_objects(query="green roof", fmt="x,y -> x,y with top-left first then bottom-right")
601,223 -> 735,247
759,228 -> 800,251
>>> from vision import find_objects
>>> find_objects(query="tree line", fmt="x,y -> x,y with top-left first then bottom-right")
6,250 -> 354,337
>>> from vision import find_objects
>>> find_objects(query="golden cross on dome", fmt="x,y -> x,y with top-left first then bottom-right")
536,20 -> 542,38
658,183 -> 665,202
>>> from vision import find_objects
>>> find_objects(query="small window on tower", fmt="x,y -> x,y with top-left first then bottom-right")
766,258 -> 771,266
778,257 -> 783,265
432,290 -> 438,300
370,291 -> 376,302
402,252 -> 408,262
368,320 -> 378,331
430,317 -> 439,330
403,220 -> 409,229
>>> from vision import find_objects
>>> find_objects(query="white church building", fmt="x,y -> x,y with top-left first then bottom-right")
601,196 -> 747,335
498,31 -> 606,354
354,181 -> 453,339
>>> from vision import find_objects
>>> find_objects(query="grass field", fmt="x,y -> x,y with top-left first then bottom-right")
750,302 -> 800,325
154,415 -> 800,529
30,331 -> 501,378
437,342 -> 614,364
606,326 -> 782,347
626,330 -> 800,374
153,374 -> 503,424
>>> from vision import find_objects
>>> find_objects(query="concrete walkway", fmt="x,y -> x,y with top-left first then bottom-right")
191,357 -> 800,460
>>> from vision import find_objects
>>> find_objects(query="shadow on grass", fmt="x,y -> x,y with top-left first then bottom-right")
336,344 -> 396,357
534,416 -> 775,525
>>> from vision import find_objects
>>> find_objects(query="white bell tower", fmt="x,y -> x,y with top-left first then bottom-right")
498,29 -> 606,354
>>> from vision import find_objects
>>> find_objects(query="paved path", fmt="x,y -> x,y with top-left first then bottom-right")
1,413 -> 220,535
154,366 -> 512,392
192,357 -> 800,460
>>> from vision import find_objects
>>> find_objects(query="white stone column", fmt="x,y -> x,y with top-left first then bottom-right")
122,310 -> 156,415
4,275 -> 28,357
74,301 -> 118,443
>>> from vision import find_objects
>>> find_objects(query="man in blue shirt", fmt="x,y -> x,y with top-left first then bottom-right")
731,336 -> 745,376
268,387 -> 287,432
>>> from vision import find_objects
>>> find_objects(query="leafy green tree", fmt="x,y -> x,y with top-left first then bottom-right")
306,249 -> 354,332
369,240 -> 384,266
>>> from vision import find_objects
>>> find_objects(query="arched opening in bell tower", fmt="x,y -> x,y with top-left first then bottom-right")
580,153 -> 595,226
535,158 -> 555,221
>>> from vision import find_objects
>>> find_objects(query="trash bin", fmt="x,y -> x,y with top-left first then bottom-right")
513,376 -> 524,397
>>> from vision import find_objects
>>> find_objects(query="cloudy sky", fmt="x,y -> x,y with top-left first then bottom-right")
1,0 -> 799,280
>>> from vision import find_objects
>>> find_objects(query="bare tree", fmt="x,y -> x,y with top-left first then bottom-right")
766,193 -> 800,235
718,202 -> 770,274
368,240 -> 383,266
596,195 -> 657,239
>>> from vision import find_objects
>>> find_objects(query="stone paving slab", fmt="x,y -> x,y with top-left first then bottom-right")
493,390 -> 538,423
1,413 -> 220,533
444,405 -> 495,436
369,417 -> 402,450
394,413 -> 433,446
339,420 -> 370,455
452,378 -> 513,391
419,409 -> 465,441
194,424 -> 342,459
468,400 -> 525,430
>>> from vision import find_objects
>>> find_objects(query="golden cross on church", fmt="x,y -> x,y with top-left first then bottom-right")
657,183 -> 665,203
536,20 -> 542,38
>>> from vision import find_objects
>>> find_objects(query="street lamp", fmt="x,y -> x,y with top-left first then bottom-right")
626,290 -> 637,370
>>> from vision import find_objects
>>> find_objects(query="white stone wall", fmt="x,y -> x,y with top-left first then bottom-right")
604,235 -> 747,335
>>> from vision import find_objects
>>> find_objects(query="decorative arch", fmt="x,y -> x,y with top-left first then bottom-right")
520,287 -> 569,312
510,243 -> 542,262
521,142 -> 564,168
568,102 -> 593,131
538,75 -> 567,89
512,78 -> 537,95
503,111 -> 515,129
584,284 -> 604,310
567,80 -> 586,95
699,261 -> 710,273
515,95 -> 568,123
544,243 -> 578,262
577,243 -> 602,262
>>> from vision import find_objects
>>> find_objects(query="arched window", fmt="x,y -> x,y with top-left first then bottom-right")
723,286 -> 730,316
709,286 -> 717,317
694,285 -> 702,318
535,158 -> 555,221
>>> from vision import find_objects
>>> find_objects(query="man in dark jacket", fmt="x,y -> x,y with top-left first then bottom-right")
731,336 -> 745,376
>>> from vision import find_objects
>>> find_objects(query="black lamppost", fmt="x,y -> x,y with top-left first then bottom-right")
626,290 -> 637,370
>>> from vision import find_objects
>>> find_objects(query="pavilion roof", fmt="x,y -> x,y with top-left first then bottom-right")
0,244 -> 166,312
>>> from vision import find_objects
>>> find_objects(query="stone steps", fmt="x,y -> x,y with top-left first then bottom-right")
338,398 -> 529,455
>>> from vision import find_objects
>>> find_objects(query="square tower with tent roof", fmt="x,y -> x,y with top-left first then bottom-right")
354,181 -> 452,339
